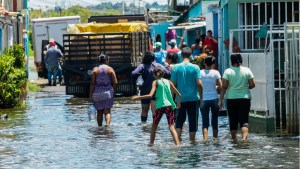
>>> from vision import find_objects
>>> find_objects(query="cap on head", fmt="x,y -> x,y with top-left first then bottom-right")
49,41 -> 56,46
170,39 -> 176,46
155,42 -> 162,48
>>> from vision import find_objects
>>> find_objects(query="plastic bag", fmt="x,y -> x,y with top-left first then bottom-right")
136,75 -> 144,87
87,105 -> 97,121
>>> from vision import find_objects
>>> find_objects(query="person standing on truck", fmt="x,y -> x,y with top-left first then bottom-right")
45,41 -> 63,86
132,52 -> 171,123
43,38 -> 63,85
89,54 -> 118,127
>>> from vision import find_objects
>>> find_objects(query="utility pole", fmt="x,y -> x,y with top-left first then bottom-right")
122,0 -> 125,15
138,0 -> 140,14
133,0 -> 135,14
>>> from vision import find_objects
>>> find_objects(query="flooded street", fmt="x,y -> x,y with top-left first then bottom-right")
0,88 -> 299,168
0,59 -> 299,168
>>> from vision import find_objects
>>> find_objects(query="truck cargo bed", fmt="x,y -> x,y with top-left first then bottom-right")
63,32 -> 149,97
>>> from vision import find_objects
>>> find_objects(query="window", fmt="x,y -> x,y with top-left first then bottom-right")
238,1 -> 300,50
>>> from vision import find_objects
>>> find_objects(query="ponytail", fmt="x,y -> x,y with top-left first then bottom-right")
98,54 -> 109,64
230,54 -> 243,66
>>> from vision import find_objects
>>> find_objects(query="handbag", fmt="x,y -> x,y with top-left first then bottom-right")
92,90 -> 112,101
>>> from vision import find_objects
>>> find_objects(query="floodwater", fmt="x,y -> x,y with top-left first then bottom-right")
0,89 -> 299,169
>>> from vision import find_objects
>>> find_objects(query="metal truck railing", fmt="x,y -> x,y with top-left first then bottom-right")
62,32 -> 149,97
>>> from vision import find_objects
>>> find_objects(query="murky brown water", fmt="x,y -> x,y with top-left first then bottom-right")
0,89 -> 299,168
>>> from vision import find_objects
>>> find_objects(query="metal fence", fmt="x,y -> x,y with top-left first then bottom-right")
228,22 -> 299,134
284,23 -> 300,134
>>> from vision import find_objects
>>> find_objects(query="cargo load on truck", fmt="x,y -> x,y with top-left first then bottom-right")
63,22 -> 150,97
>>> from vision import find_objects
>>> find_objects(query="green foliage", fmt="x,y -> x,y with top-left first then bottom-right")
191,54 -> 207,69
0,44 -> 27,108
27,82 -> 42,92
29,5 -> 120,23
29,2 -> 167,23
3,44 -> 25,68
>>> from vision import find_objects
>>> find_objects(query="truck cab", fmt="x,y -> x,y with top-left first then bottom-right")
31,16 -> 80,77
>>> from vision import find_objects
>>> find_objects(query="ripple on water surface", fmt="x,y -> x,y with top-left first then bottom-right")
0,92 -> 299,168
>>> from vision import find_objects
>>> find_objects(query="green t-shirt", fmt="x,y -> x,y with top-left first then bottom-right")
155,78 -> 176,109
223,66 -> 254,99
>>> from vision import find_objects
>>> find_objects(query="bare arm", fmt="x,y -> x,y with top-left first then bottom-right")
216,78 -> 222,91
169,80 -> 181,108
196,78 -> 203,104
211,37 -> 218,44
109,67 -> 118,95
131,81 -> 157,100
89,68 -> 97,102
218,79 -> 229,110
248,78 -> 255,89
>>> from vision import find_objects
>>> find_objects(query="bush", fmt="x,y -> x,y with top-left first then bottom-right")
0,44 -> 27,108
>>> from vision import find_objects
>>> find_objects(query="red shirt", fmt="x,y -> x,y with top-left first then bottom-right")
167,48 -> 180,54
204,38 -> 217,54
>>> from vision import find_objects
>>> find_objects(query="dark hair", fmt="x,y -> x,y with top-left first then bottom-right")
207,30 -> 212,34
181,47 -> 192,58
195,37 -> 201,43
181,42 -> 188,48
142,51 -> 155,64
155,34 -> 161,42
230,54 -> 243,66
166,52 -> 178,64
98,54 -> 109,64
153,66 -> 164,78
204,56 -> 216,67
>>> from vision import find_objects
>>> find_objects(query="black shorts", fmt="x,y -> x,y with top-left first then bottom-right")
140,91 -> 156,105
175,101 -> 199,132
226,99 -> 251,130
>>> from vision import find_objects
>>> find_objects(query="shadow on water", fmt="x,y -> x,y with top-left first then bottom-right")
0,90 -> 299,168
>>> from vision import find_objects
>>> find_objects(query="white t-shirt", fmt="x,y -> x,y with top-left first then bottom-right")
200,69 -> 221,100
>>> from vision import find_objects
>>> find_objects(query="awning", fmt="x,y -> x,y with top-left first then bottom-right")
169,22 -> 206,30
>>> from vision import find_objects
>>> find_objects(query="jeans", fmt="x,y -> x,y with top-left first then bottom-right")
57,65 -> 62,83
47,65 -> 59,85
200,98 -> 219,130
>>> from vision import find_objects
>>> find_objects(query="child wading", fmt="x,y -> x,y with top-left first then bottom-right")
132,67 -> 181,145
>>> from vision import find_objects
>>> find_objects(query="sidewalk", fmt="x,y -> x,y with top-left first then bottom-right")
28,57 -> 65,93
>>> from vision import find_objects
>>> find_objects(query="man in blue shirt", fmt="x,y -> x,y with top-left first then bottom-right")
171,47 -> 203,142
45,41 -> 63,86
154,42 -> 166,65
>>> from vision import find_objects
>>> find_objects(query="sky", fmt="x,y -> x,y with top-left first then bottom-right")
28,0 -> 168,10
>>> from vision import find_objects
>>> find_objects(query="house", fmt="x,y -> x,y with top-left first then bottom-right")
219,0 -> 299,134
0,0 -> 28,52
149,0 -> 219,49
